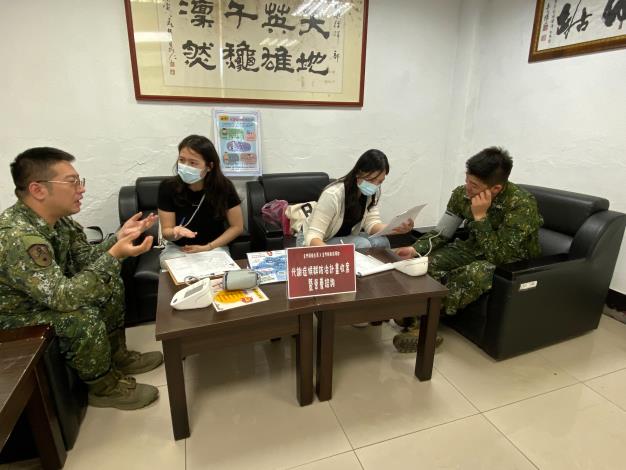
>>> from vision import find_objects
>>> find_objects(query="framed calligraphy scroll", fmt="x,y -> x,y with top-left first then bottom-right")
124,0 -> 368,106
529,0 -> 626,62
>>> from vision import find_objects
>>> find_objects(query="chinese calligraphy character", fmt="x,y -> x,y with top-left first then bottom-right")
192,0 -> 214,28
602,0 -> 626,29
556,1 -> 592,38
296,51 -> 329,75
224,0 -> 258,28
223,41 -> 260,71
262,46 -> 295,73
182,40 -> 216,70
261,3 -> 296,33
299,16 -> 330,39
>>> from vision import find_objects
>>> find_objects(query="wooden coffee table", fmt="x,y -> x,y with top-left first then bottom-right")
0,325 -> 66,469
314,250 -> 448,401
155,266 -> 317,440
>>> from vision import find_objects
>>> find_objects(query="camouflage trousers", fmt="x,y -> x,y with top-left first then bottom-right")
427,240 -> 495,315
0,276 -> 125,381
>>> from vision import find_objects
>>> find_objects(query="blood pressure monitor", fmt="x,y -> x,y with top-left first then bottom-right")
170,278 -> 213,310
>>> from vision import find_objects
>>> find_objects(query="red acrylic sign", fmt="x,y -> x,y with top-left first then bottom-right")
286,245 -> 356,299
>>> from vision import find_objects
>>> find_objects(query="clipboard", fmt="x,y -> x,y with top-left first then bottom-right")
163,251 -> 241,285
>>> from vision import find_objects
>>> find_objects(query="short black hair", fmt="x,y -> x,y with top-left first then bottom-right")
11,147 -> 75,197
466,147 -> 513,186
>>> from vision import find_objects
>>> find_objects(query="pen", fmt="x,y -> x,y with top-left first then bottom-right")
340,238 -> 344,244
180,217 -> 186,227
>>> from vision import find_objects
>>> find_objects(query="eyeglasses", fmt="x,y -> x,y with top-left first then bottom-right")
37,177 -> 86,188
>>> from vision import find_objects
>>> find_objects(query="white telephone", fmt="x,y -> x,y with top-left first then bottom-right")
170,278 -> 213,310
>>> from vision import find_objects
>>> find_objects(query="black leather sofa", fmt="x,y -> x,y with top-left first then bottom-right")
119,176 -> 251,325
246,172 -> 416,250
246,172 -> 331,250
442,184 -> 626,360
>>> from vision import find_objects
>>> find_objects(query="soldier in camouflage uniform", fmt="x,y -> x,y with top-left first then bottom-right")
393,147 -> 543,353
0,147 -> 163,410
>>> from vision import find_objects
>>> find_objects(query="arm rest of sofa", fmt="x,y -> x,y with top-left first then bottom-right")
494,254 -> 586,281
118,185 -> 138,225
229,231 -> 252,259
252,215 -> 283,238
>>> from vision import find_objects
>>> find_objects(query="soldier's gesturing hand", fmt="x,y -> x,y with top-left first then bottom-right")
117,212 -> 158,239
108,231 -> 153,259
471,190 -> 492,221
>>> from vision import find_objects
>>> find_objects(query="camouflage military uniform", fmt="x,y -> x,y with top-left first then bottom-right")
413,182 -> 543,315
0,201 -> 123,380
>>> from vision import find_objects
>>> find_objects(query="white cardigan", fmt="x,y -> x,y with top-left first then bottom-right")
302,182 -> 383,246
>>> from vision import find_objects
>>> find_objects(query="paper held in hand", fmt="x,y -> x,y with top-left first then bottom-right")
163,250 -> 241,285
370,203 -> 427,238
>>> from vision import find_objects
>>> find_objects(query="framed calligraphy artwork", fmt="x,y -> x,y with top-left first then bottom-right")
529,0 -> 626,62
124,0 -> 369,106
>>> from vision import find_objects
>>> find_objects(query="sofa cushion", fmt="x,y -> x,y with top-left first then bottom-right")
520,184 -> 609,236
538,228 -> 573,256
261,173 -> 329,204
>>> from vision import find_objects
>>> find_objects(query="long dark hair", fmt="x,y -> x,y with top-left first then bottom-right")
338,149 -> 389,221
171,135 -> 234,217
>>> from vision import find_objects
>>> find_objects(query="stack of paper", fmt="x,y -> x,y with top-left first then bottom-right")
354,251 -> 394,277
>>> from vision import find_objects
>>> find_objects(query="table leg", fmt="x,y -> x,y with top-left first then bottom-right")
415,297 -> 442,381
296,313 -> 313,406
26,363 -> 66,470
315,311 -> 335,401
163,340 -> 190,440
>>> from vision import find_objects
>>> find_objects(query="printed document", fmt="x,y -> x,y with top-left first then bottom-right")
210,278 -> 269,312
354,251 -> 394,277
247,250 -> 287,284
370,204 -> 426,238
164,251 -> 240,285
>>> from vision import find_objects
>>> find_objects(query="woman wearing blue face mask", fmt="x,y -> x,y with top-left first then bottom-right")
157,135 -> 244,267
299,149 -> 413,248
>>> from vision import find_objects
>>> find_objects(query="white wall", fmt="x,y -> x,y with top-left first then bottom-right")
2,0 -> 624,293
0,0 -> 461,235
444,0 -> 626,293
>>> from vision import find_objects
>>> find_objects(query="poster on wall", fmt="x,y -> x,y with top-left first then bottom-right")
213,109 -> 262,177
529,0 -> 626,62
124,0 -> 369,106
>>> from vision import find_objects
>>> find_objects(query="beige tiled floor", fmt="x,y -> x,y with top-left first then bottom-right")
4,315 -> 626,470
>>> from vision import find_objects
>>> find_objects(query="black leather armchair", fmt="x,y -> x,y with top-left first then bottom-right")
443,184 -> 626,360
119,176 -> 251,325
246,172 -> 330,250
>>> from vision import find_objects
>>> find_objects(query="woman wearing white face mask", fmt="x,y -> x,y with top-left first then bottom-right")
298,149 -> 413,249
157,135 -> 244,268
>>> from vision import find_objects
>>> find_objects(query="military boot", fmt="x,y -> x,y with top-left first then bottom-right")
87,369 -> 159,410
109,329 -> 163,375
392,326 -> 443,353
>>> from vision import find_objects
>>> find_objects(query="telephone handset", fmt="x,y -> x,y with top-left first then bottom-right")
435,210 -> 464,239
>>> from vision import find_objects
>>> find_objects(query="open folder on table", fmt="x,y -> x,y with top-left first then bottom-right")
163,251 -> 241,285
354,251 -> 394,277
369,203 -> 427,238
